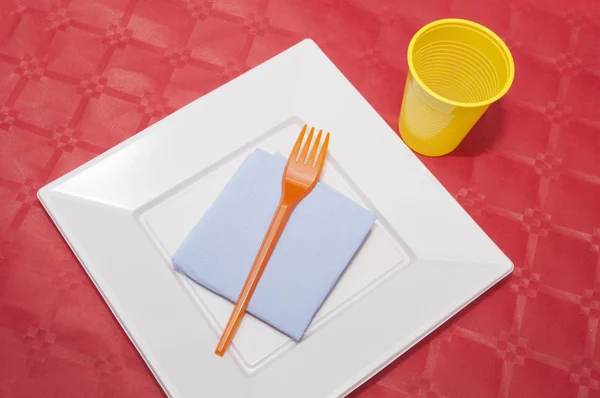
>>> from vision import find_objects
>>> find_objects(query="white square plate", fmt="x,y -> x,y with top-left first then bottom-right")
38,39 -> 512,398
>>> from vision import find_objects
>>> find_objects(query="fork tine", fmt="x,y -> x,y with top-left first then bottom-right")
290,124 -> 307,161
314,132 -> 330,175
307,129 -> 322,166
299,127 -> 314,163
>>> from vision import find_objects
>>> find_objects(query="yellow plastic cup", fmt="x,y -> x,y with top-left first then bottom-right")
399,19 -> 514,156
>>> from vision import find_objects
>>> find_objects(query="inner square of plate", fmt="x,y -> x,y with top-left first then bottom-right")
139,120 -> 411,374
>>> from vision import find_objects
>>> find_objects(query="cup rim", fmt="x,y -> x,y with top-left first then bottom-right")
407,18 -> 515,108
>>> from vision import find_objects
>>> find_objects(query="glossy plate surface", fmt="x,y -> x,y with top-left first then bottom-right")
39,39 -> 512,398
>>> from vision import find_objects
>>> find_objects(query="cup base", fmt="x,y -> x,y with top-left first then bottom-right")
399,122 -> 459,157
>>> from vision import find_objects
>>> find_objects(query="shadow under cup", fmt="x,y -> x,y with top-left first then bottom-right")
399,19 -> 515,156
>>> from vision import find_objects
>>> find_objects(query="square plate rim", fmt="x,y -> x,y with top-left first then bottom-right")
38,38 -> 513,398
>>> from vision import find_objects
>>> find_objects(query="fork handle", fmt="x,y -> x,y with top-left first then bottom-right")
215,201 -> 294,356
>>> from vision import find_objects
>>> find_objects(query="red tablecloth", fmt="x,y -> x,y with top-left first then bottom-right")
1,0 -> 599,397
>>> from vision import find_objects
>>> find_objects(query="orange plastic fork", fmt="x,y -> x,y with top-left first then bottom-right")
215,124 -> 330,356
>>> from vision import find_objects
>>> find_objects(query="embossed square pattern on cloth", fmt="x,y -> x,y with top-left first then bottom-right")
0,0 -> 599,397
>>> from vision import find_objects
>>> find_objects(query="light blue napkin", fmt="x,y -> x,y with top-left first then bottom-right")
173,149 -> 376,340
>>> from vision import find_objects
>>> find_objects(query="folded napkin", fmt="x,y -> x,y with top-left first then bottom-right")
173,149 -> 376,340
